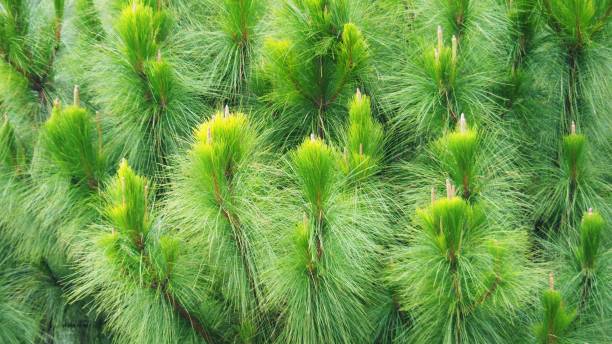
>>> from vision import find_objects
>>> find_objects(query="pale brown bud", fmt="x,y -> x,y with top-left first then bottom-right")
548,272 -> 554,290
143,184 -> 149,207
120,175 -> 126,206
224,104 -> 230,118
451,35 -> 458,63
431,187 -> 436,204
446,178 -> 455,198
458,113 -> 467,133
437,25 -> 443,53
310,133 -> 316,141
156,49 -> 162,62
95,111 -> 103,152
73,85 -> 80,107
207,127 -> 212,144
356,88 -> 362,101
588,207 -> 593,215
570,121 -> 576,134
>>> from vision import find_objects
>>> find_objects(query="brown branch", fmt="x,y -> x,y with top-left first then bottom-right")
542,0 -> 562,33
286,66 -> 316,105
462,174 -> 470,200
129,212 -> 216,343
141,249 -> 216,342
468,274 -> 501,314
590,5 -> 612,37
211,172 -> 261,308
445,89 -> 458,122
31,13 -> 64,104
162,289 -> 216,343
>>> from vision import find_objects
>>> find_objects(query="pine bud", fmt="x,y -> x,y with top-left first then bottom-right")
359,143 -> 363,156
356,88 -> 362,101
548,272 -> 554,290
588,207 -> 593,215
310,133 -> 316,141
224,104 -> 230,118
73,85 -> 80,106
570,121 -> 576,134
143,184 -> 149,210
431,187 -> 436,204
95,111 -> 103,152
451,35 -> 457,63
437,25 -> 443,54
446,178 -> 455,198
458,113 -> 467,133
206,127 -> 212,144
120,176 -> 126,207
157,49 -> 162,62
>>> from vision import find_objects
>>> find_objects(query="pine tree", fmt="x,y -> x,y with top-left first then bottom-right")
164,108 -> 273,342
73,159 -> 214,344
384,0 -> 509,145
0,0 -> 65,138
534,273 -> 576,344
388,118 -> 539,343
85,1 -> 202,178
257,0 -> 373,143
262,94 -> 390,342
172,0 -> 265,99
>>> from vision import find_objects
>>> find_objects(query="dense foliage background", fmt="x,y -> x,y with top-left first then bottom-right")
0,0 -> 610,343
